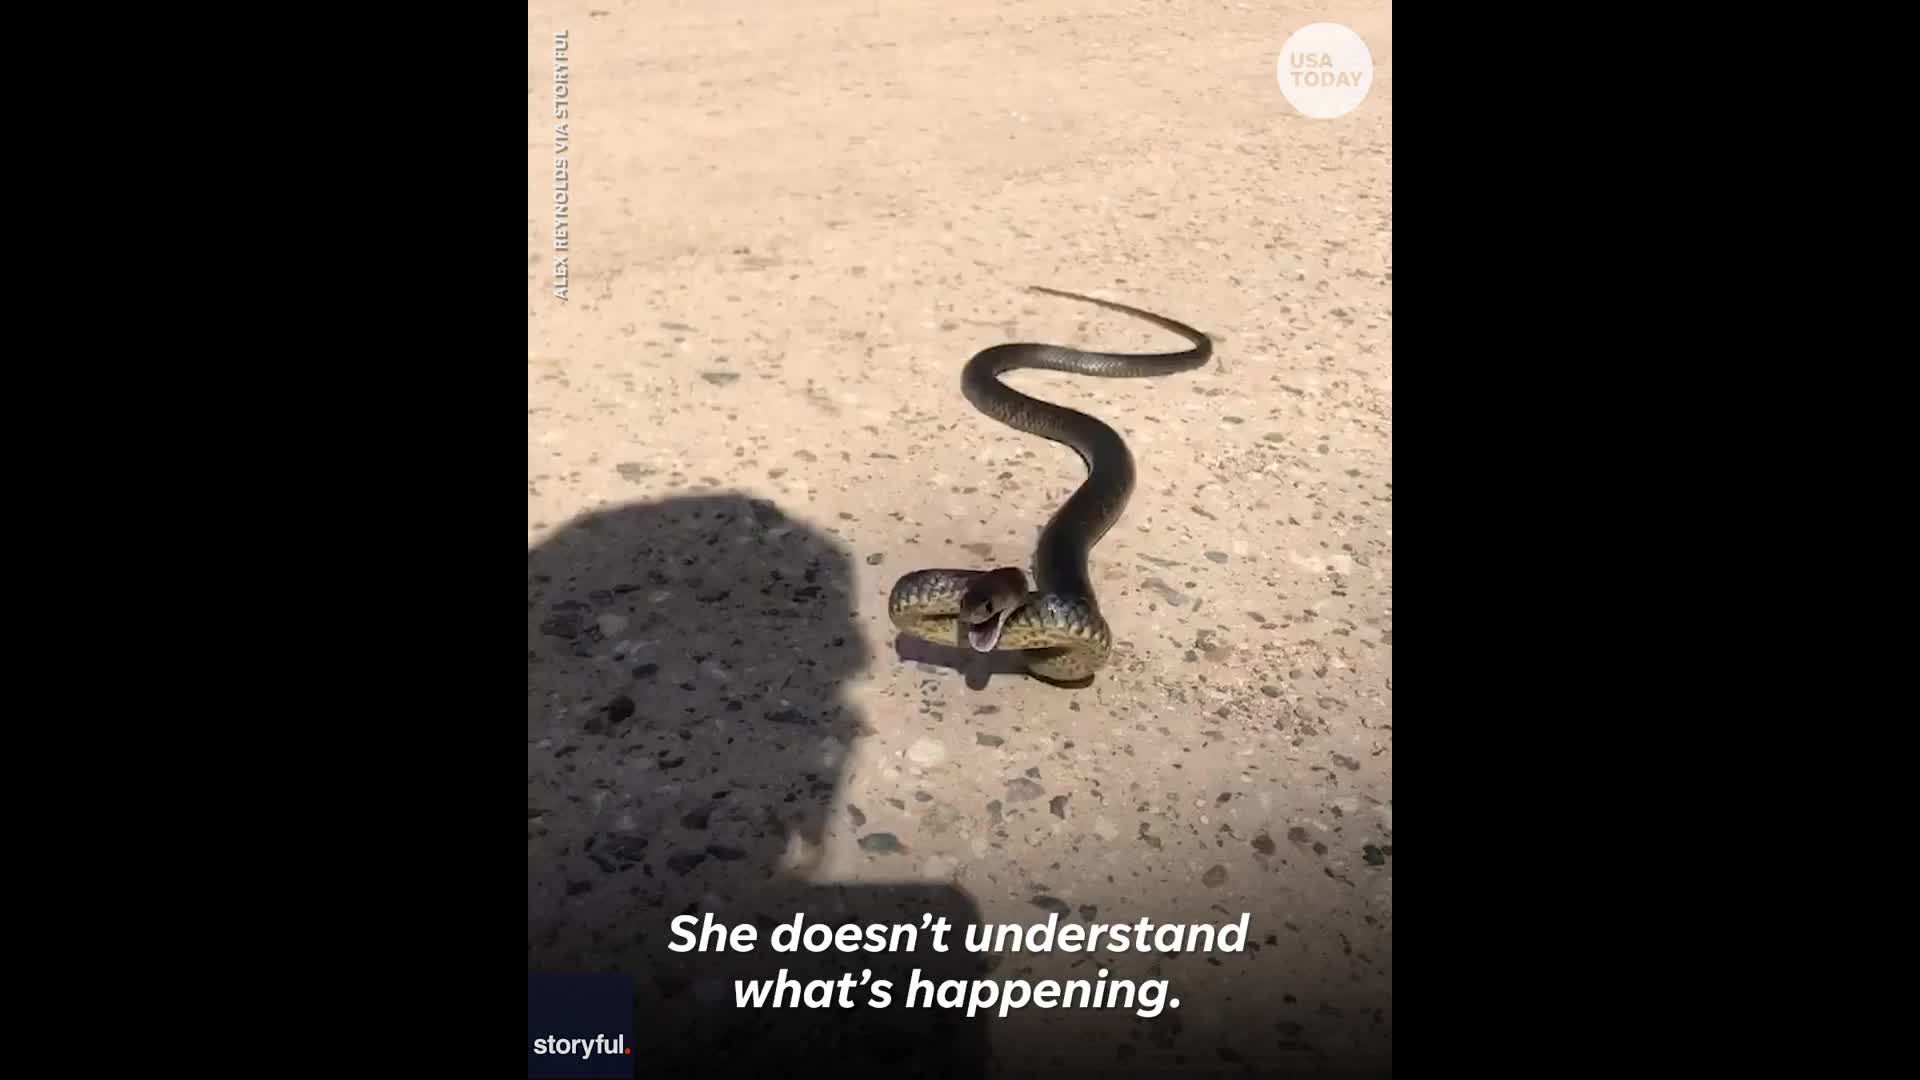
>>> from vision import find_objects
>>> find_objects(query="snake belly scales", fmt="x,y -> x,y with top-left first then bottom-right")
887,286 -> 1212,683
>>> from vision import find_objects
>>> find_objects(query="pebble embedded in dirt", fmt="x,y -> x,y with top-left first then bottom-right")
1140,577 -> 1188,606
1005,778 -> 1045,802
907,738 -> 947,767
858,833 -> 905,854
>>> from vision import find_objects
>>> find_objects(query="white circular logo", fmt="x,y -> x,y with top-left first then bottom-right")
1276,23 -> 1374,119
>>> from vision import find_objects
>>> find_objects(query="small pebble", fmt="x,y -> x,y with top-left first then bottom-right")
1006,778 -> 1045,802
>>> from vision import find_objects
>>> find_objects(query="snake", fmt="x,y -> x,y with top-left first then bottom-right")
887,286 -> 1212,683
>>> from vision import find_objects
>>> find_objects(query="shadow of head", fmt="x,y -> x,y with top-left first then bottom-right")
529,492 -> 987,1073
529,493 -> 868,877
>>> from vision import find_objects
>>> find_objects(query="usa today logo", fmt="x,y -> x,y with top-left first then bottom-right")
1276,22 -> 1374,119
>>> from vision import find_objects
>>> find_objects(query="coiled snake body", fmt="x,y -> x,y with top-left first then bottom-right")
888,286 -> 1212,683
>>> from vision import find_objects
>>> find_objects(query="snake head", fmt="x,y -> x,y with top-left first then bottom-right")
959,567 -> 1029,652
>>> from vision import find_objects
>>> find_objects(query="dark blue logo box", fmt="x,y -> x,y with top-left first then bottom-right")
528,973 -> 635,1079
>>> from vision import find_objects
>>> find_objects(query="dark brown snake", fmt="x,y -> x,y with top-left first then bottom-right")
887,286 -> 1212,682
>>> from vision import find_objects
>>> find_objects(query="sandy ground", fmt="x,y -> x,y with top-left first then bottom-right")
528,0 -> 1390,1073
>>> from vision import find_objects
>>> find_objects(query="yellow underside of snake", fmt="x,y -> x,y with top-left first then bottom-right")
886,286 -> 1212,683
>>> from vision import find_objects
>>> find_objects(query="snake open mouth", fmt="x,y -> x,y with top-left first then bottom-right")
967,607 -> 1015,652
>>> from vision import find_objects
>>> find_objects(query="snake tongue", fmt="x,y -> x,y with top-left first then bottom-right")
967,608 -> 1012,652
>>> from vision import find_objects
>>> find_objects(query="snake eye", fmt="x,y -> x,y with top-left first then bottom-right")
962,567 -> 1028,624
958,592 -> 996,624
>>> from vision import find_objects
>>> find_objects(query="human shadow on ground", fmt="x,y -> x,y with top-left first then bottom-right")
528,493 -> 988,1076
